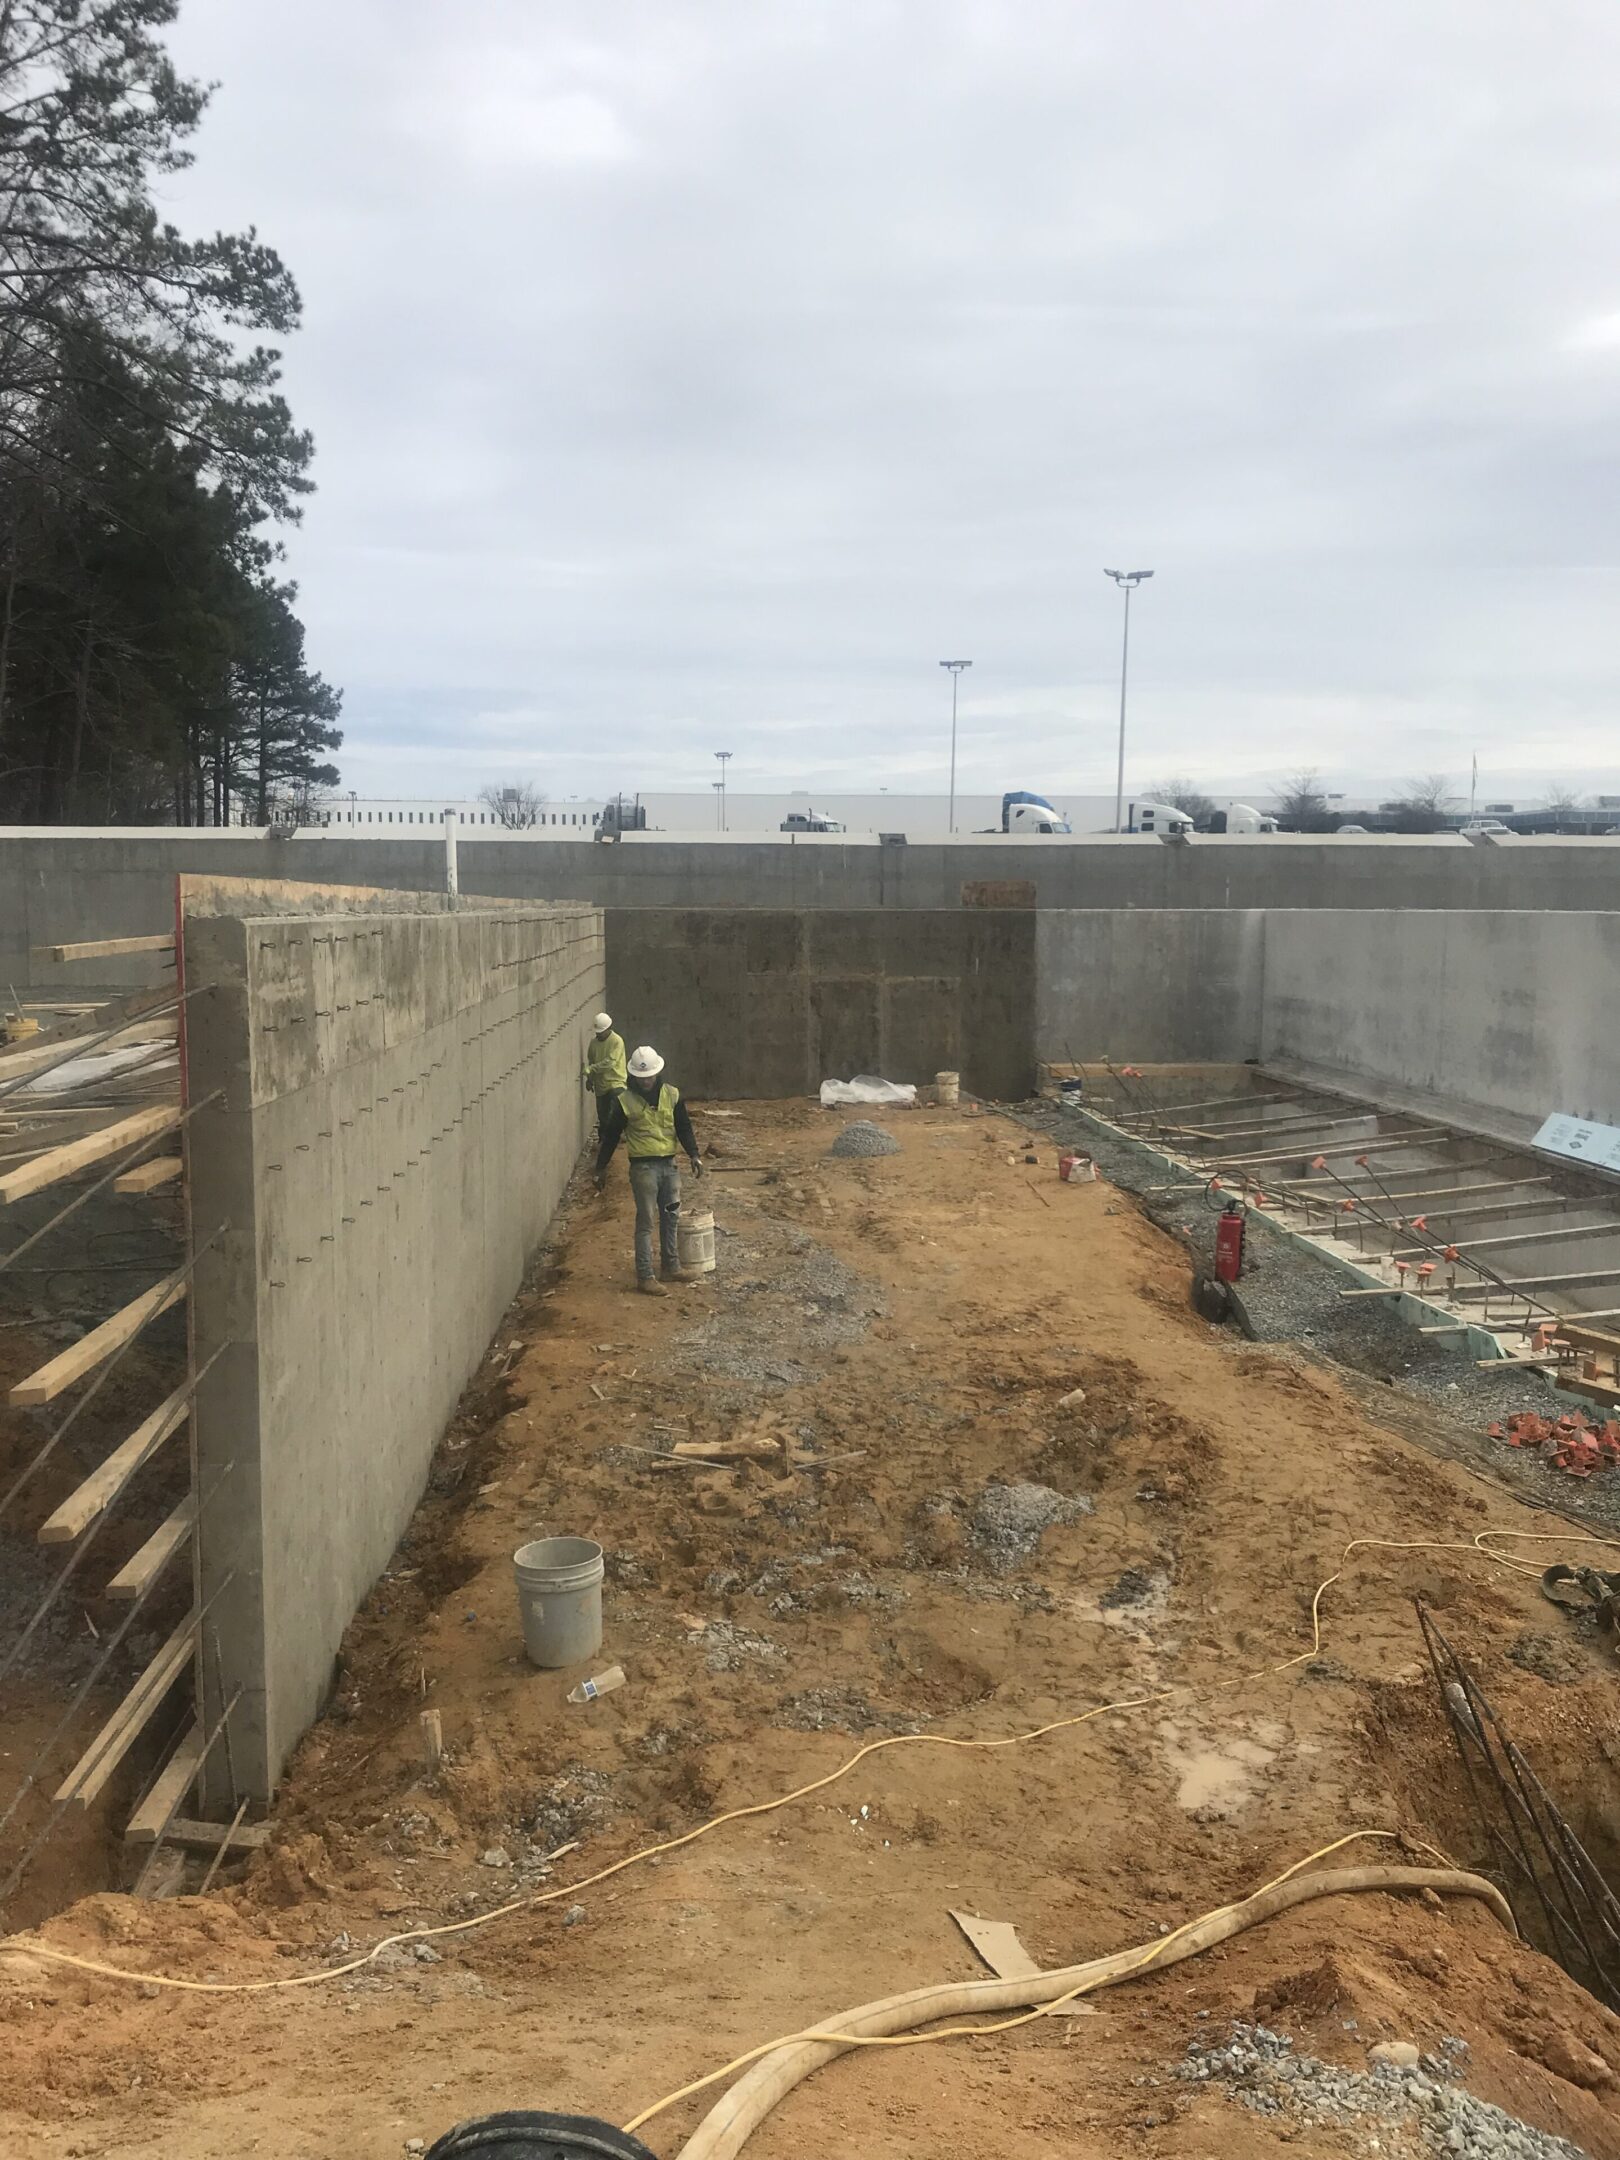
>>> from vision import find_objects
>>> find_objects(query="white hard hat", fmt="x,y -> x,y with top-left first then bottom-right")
593,1012 -> 613,1033
627,1044 -> 665,1079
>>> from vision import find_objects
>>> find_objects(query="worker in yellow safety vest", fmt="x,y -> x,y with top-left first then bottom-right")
593,1044 -> 703,1296
583,1012 -> 628,1141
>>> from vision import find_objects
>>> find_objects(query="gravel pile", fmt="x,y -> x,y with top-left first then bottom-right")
1180,2023 -> 1585,2159
968,1480 -> 1092,1570
827,1119 -> 902,1159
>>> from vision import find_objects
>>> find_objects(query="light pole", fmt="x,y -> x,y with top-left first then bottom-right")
714,750 -> 732,832
939,660 -> 972,834
1103,569 -> 1153,833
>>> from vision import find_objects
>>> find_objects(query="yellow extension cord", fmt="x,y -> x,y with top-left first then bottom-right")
0,1523 -> 1599,2016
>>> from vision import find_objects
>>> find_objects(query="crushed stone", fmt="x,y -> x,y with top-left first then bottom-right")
1179,2022 -> 1585,2159
827,1120 -> 902,1159
674,1206 -> 882,1390
693,1618 -> 787,1673
968,1480 -> 1092,1570
774,1689 -> 921,1736
522,1765 -> 618,1849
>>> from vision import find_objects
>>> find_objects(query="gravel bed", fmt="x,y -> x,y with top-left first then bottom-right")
1179,2022 -> 1585,2159
826,1119 -> 901,1159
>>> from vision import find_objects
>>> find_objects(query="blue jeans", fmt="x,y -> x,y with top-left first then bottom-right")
629,1156 -> 682,1280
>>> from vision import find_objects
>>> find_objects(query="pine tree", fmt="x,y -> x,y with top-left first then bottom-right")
0,1 -> 334,822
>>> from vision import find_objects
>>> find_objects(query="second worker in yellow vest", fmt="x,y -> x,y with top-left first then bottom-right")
593,1043 -> 703,1296
583,1012 -> 628,1141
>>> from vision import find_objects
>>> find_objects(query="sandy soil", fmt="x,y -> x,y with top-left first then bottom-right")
4,1101 -> 1620,2158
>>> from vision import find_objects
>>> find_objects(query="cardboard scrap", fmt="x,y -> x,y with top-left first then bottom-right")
948,1909 -> 1096,2015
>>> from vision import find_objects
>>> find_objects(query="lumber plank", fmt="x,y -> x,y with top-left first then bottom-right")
9,1269 -> 187,1407
112,1153 -> 182,1194
0,1015 -> 175,1084
104,1495 -> 194,1597
37,935 -> 175,963
124,1724 -> 205,1844
36,1375 -> 193,1543
162,1815 -> 269,1855
0,1103 -> 179,1206
54,1617 -> 196,1808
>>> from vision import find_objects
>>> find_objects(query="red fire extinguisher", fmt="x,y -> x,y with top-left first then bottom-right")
1214,1198 -> 1247,1283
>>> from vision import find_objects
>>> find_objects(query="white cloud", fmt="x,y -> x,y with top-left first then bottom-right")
163,0 -> 1620,801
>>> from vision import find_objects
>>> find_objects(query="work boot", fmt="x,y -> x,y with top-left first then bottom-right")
636,1278 -> 668,1298
660,1266 -> 689,1284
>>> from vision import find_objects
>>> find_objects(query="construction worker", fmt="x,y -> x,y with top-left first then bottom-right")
583,1012 -> 627,1140
594,1044 -> 702,1295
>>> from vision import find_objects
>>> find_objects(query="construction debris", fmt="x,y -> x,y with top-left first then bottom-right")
1490,1408 -> 1620,1476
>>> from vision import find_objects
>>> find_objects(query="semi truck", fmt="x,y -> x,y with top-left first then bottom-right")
1127,800 -> 1278,834
993,791 -> 1071,835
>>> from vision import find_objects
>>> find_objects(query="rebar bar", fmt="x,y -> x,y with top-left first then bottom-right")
1418,1602 -> 1620,2011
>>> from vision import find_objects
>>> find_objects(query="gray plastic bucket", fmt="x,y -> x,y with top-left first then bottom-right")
513,1536 -> 604,1668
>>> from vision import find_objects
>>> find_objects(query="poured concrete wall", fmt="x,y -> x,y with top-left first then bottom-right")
1039,905 -> 1620,1138
7,828 -> 1620,990
1036,910 -> 1265,1065
604,908 -> 1036,1100
185,901 -> 602,1798
1261,910 -> 1620,1134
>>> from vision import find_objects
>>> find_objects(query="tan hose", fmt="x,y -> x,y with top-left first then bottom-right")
667,1865 -> 1511,2160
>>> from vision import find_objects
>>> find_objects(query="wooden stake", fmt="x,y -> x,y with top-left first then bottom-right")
37,1376 -> 193,1541
0,1103 -> 180,1205
125,1725 -> 205,1844
55,1616 -> 196,1807
113,1153 -> 183,1194
9,1267 -> 187,1406
420,1707 -> 444,1766
105,1496 -> 194,1597
37,935 -> 175,962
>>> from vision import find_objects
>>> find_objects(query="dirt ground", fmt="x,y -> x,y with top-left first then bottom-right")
6,1100 -> 1620,2159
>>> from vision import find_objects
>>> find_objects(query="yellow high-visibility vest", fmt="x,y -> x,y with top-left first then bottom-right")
587,1030 -> 627,1093
617,1082 -> 680,1158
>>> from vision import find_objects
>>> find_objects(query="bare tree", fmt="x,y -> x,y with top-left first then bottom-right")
1383,772 -> 1458,833
1402,772 -> 1458,815
1540,781 -> 1587,811
1274,767 -> 1330,831
479,780 -> 544,829
1147,774 -> 1217,825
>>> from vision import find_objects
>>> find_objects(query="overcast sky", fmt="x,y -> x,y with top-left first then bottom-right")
163,0 -> 1620,808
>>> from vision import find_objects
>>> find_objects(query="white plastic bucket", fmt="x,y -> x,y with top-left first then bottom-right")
935,1070 -> 960,1106
677,1207 -> 716,1274
513,1536 -> 604,1668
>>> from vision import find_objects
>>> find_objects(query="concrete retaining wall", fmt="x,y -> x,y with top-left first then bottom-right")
1262,910 -> 1620,1133
1036,910 -> 1265,1065
604,908 -> 1036,1100
1043,905 -> 1620,1137
7,829 -> 1620,991
185,900 -> 602,1798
